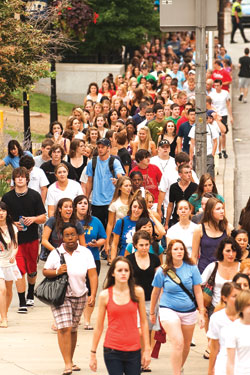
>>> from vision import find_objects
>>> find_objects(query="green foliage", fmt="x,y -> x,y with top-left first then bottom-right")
0,0 -> 70,109
83,0 -> 160,54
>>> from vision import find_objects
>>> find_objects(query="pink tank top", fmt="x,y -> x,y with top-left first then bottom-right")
104,287 -> 141,351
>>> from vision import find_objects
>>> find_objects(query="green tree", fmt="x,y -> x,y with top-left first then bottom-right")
81,0 -> 160,62
0,0 -> 71,108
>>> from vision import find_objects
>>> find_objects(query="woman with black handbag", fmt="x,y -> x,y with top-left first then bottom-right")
150,239 -> 205,375
43,223 -> 98,375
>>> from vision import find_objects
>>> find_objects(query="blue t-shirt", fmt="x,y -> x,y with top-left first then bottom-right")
3,151 -> 33,168
86,156 -> 124,206
169,70 -> 185,90
178,121 -> 195,154
80,216 -> 107,260
152,262 -> 202,312
113,216 -> 137,256
126,242 -> 164,256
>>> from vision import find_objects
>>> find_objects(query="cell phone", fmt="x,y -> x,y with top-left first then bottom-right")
91,239 -> 97,243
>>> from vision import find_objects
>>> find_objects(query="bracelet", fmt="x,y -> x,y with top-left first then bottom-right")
91,350 -> 96,354
56,268 -> 59,275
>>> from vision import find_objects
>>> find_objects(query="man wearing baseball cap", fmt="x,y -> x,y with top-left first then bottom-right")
86,138 -> 124,229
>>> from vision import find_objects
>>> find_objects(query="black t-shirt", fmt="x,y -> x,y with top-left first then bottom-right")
127,252 -> 160,300
239,56 -> 250,78
2,188 -> 46,244
117,147 -> 132,171
40,160 -> 77,185
169,181 -> 198,223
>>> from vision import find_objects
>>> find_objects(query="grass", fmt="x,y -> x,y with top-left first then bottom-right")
5,129 -> 45,143
15,92 -> 76,116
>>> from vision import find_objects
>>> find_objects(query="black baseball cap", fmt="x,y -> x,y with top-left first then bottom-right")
96,138 -> 111,147
158,139 -> 170,147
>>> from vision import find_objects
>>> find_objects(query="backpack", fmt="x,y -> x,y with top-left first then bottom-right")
92,155 -> 116,179
92,155 -> 125,179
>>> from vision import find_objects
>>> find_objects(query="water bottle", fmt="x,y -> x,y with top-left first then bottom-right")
19,216 -> 27,231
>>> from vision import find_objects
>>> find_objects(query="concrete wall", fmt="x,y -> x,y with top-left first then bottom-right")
34,63 -> 125,106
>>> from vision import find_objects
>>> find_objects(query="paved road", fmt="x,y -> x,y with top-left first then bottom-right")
224,31 -> 250,226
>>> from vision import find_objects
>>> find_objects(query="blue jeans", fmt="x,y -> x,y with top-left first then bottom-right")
103,347 -> 141,375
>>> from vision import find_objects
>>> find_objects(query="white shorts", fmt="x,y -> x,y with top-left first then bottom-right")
159,307 -> 198,326
137,301 -> 160,331
239,77 -> 250,88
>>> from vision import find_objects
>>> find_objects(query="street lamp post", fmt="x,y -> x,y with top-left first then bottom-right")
50,59 -> 58,124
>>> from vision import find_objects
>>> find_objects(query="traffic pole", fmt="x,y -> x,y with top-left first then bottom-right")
195,0 -> 207,178
0,110 -> 3,132
23,92 -> 32,153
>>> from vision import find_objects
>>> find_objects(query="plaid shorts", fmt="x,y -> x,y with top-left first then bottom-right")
51,294 -> 87,332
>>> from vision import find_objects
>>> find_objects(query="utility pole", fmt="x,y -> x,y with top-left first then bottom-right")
195,0 -> 207,178
50,59 -> 58,124
218,0 -> 225,46
23,92 -> 32,152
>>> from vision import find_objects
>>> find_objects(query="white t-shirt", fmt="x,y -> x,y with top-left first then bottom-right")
74,132 -> 84,140
166,221 -> 198,257
188,124 -> 218,155
44,244 -> 96,297
47,179 -> 83,207
226,319 -> 250,375
108,197 -> 129,221
207,309 -> 236,375
150,156 -> 176,175
210,90 -> 230,116
201,262 -> 240,307
34,155 -> 49,168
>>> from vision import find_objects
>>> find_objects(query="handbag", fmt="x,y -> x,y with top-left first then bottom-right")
165,267 -> 197,307
34,249 -> 68,307
202,262 -> 218,308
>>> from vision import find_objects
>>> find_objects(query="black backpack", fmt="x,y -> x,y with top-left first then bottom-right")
92,155 -> 125,179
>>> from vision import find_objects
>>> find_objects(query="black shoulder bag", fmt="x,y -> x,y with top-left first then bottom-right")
35,249 -> 68,307
164,267 -> 197,307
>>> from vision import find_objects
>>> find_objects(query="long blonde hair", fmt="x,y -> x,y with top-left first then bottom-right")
138,126 -> 152,151
111,176 -> 133,204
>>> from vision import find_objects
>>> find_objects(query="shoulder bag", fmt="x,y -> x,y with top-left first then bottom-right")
35,249 -> 68,307
164,266 -> 197,307
202,262 -> 219,308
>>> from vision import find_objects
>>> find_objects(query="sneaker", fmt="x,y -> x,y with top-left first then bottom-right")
26,299 -> 34,307
239,94 -> 243,102
18,306 -> 28,314
230,40 -> 237,43
222,150 -> 228,159
219,152 -> 222,159
243,98 -> 247,103
100,248 -> 107,260
245,39 -> 250,43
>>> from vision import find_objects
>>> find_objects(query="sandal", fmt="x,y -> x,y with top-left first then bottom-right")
62,370 -> 72,375
141,367 -> 152,372
203,349 -> 210,360
72,365 -> 81,371
84,324 -> 94,330
0,320 -> 8,328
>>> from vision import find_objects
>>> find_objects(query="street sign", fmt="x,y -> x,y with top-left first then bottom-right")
160,0 -> 217,31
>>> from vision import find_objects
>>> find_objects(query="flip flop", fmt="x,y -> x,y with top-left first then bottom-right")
84,324 -> 94,330
72,365 -> 81,371
62,370 -> 72,375
203,349 -> 210,360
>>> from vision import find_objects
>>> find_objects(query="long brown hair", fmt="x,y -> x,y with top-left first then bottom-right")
239,196 -> 250,233
162,239 -> 194,274
54,198 -> 77,234
127,196 -> 149,219
195,173 -> 218,201
104,256 -> 139,302
111,176 -> 133,204
202,197 -> 228,232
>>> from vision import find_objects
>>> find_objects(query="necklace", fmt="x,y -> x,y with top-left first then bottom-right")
15,189 -> 28,197
159,158 -> 170,172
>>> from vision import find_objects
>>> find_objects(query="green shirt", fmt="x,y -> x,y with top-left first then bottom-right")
148,120 -> 166,145
137,73 -> 156,83
232,2 -> 242,17
165,116 -> 181,125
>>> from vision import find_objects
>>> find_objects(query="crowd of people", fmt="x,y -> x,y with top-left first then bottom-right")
1,31 -> 250,375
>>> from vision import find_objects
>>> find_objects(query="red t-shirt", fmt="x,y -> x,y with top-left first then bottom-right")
212,68 -> 232,91
130,164 -> 162,202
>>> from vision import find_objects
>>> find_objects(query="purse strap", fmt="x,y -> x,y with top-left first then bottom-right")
166,268 -> 197,307
55,248 -> 66,265
207,261 -> 218,286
